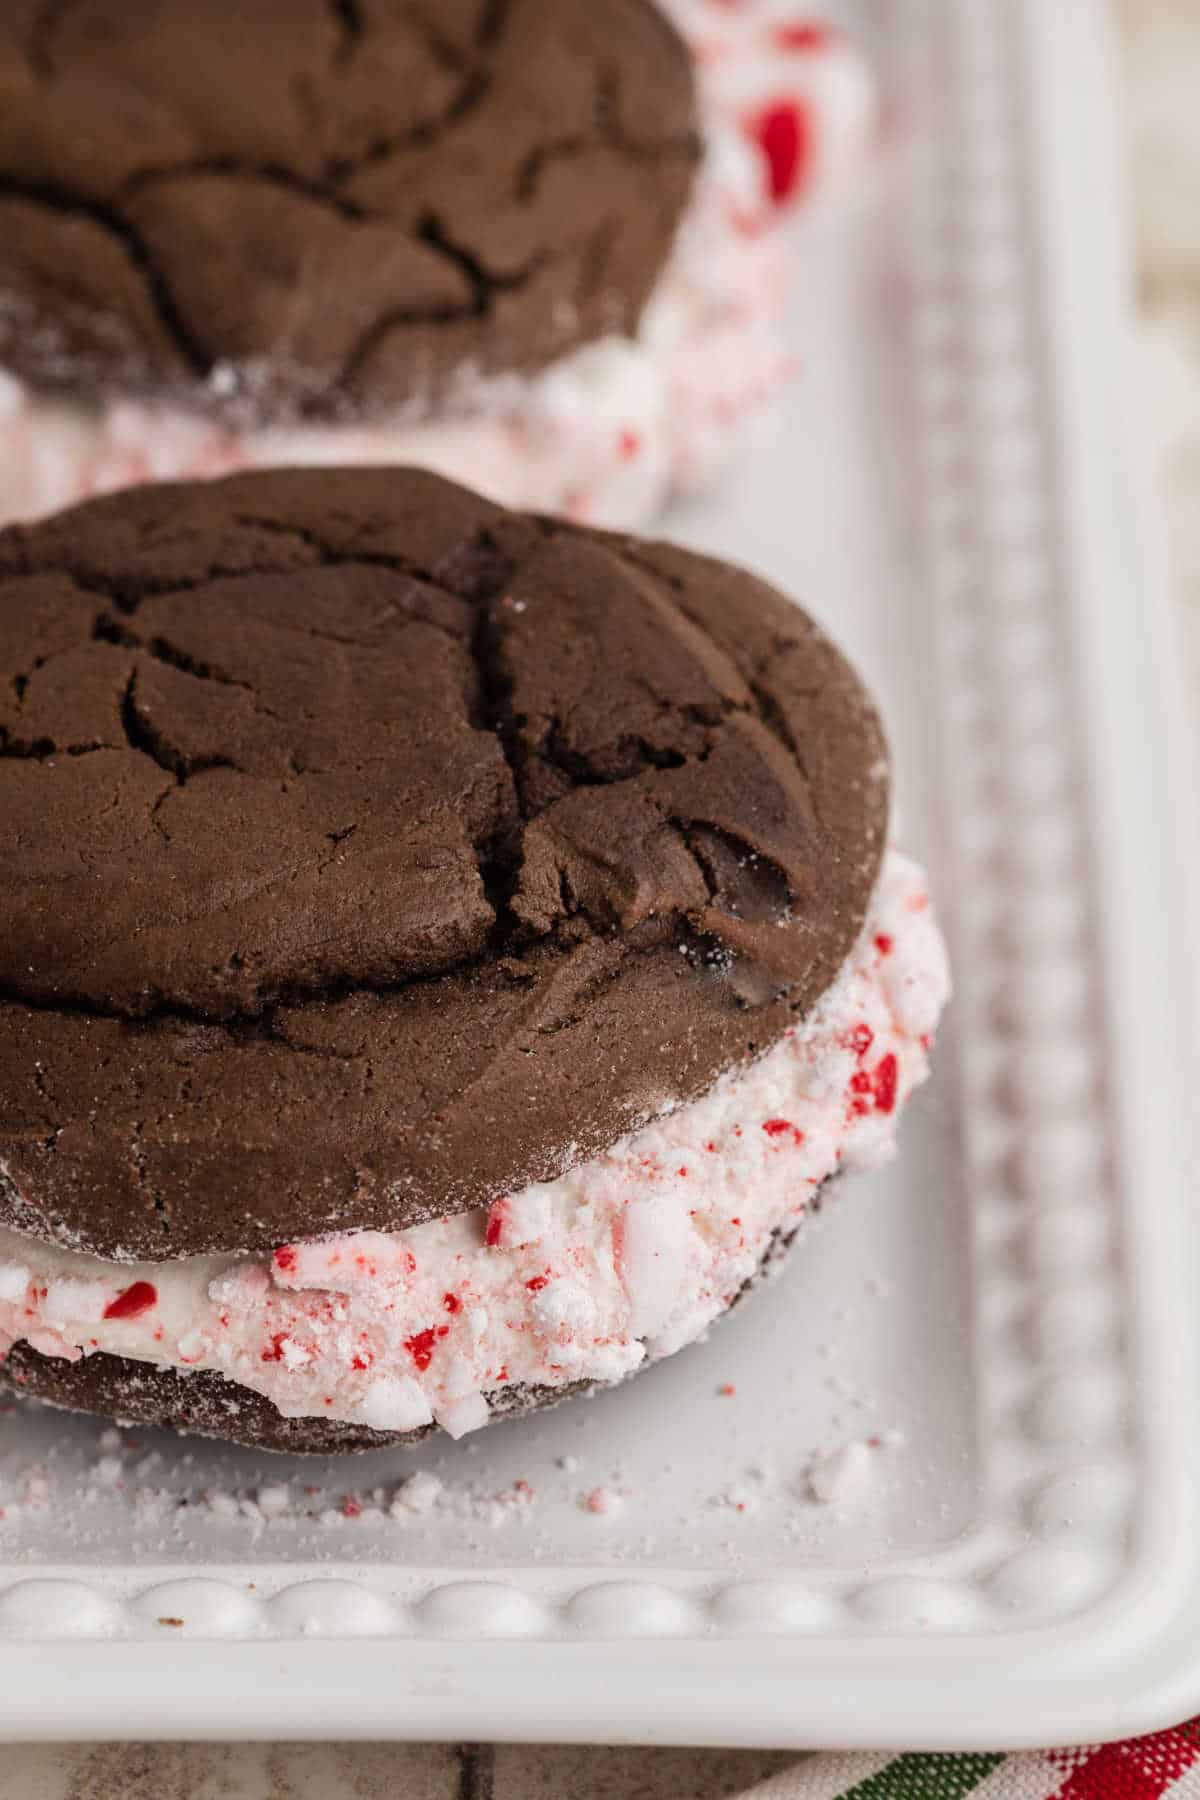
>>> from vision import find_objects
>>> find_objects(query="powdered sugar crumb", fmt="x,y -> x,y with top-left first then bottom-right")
715,1480 -> 761,1516
92,1455 -> 124,1490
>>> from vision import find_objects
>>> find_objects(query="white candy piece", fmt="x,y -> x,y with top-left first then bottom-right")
433,1393 -> 491,1441
41,1278 -> 107,1327
0,1263 -> 30,1304
620,1195 -> 692,1341
810,1440 -> 874,1505
488,1189 -> 553,1250
349,1377 -> 434,1434
529,1279 -> 598,1336
391,1471 -> 444,1516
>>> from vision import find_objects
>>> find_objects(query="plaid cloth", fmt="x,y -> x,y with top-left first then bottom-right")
745,1722 -> 1200,1800
5,1724 -> 1200,1795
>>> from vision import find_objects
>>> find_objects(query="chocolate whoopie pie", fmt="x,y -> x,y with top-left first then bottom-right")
0,0 -> 698,418
0,3 -> 879,532
0,467 -> 948,1451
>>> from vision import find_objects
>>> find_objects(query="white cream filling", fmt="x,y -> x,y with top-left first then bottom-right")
0,850 -> 948,1439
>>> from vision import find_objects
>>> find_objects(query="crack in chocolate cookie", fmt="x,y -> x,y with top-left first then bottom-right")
0,0 -> 700,419
0,468 -> 888,1260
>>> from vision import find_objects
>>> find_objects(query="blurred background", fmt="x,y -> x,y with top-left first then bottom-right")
1120,0 -> 1200,725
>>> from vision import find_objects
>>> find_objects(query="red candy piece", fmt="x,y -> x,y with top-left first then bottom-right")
763,1117 -> 805,1146
525,1275 -> 548,1293
773,22 -> 835,52
874,1052 -> 899,1115
261,1332 -> 288,1363
845,1023 -> 874,1057
848,1068 -> 873,1117
103,1281 -> 157,1321
443,1292 -> 462,1314
485,1201 -> 507,1247
874,933 -> 894,956
272,1245 -> 297,1275
849,1054 -> 900,1116
748,99 -> 813,205
404,1324 -> 449,1372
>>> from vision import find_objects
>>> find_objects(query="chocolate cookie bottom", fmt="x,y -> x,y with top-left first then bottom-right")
0,1223 -> 809,1454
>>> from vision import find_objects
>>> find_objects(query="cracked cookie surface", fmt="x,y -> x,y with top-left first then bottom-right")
0,0 -> 699,419
0,466 -> 888,1260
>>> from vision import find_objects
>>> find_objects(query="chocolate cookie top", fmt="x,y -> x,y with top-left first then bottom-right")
0,0 -> 698,420
0,468 -> 888,1260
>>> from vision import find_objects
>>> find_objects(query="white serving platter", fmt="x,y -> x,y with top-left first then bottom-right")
0,0 -> 1197,1748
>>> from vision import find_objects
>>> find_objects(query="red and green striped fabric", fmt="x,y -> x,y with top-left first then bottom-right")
750,1719 -> 1200,1800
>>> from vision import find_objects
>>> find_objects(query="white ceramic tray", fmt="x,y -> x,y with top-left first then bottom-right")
0,0 -> 1196,1749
